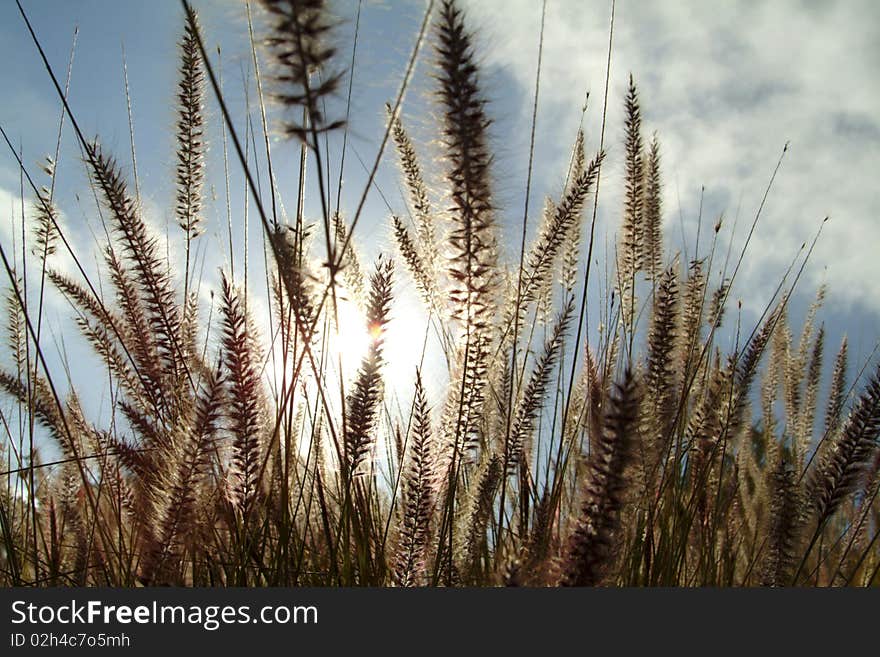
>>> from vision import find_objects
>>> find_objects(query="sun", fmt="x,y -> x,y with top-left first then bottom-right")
331,287 -> 436,393
332,295 -> 372,373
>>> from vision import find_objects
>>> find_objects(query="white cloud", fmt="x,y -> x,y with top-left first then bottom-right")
0,184 -> 78,286
460,0 -> 880,315
0,186 -> 31,268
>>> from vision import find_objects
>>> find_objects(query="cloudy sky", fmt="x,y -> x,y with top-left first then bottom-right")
1,0 -> 879,401
465,0 -> 880,308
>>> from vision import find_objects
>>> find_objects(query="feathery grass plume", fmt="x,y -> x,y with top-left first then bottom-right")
734,457 -> 765,548
774,310 -> 802,430
66,393 -> 105,459
686,365 -> 728,485
332,211 -> 366,308
728,304 -> 780,437
809,360 -> 880,526
565,128 -> 587,194
102,246 -> 164,401
268,224 -> 319,346
5,282 -> 27,373
442,333 -> 491,458
87,142 -> 184,382
97,439 -> 136,520
219,272 -> 265,515
561,228 -> 581,297
53,232 -> 166,421
56,464 -> 88,585
644,263 -> 679,453
32,186 -> 59,261
561,369 -> 640,586
393,371 -> 437,587
344,257 -> 393,475
72,312 -> 147,411
101,431 -> 150,482
118,398 -> 170,466
642,134 -> 663,281
436,0 -> 497,325
707,279 -> 730,329
460,453 -> 502,579
838,449 -> 880,585
142,367 -> 223,584
604,328 -> 621,387
582,346 -> 605,457
618,74 -> 644,282
795,285 -> 826,372
761,318 -> 784,446
782,293 -> 823,445
529,199 -> 558,326
515,490 -> 558,585
260,0 -> 345,142
46,269 -> 158,414
759,456 -> 804,586
824,336 -> 848,438
392,215 -> 435,305
46,269 -> 124,339
0,371 -> 82,464
489,343 -> 514,442
435,0 -> 497,459
175,8 -> 206,300
507,298 -> 575,470
680,258 -> 707,363
561,130 -> 587,293
6,0 -> 879,589
522,151 -> 604,304
181,289 -> 202,359
795,325 -> 824,466
388,104 -> 437,274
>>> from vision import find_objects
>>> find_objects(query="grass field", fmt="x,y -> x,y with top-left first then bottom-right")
1,0 -> 878,587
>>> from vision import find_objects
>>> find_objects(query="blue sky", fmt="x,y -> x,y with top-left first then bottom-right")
1,0 -> 879,417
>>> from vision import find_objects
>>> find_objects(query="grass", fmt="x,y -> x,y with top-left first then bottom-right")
0,0 -> 878,587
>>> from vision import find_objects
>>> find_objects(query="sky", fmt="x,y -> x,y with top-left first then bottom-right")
1,0 -> 879,419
